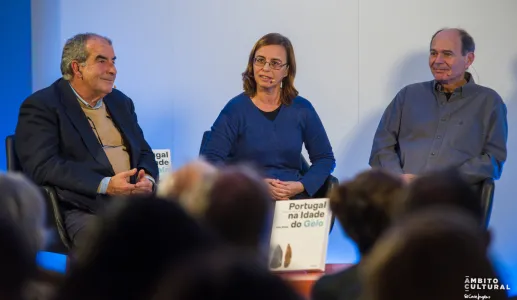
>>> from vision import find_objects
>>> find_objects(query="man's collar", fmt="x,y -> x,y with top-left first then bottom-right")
68,83 -> 103,109
433,72 -> 477,97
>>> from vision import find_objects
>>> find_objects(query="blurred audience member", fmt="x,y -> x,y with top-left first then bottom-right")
0,218 -> 36,300
361,207 -> 507,300
157,159 -> 218,217
404,168 -> 484,224
0,172 -> 56,300
311,168 -> 405,300
205,164 -> 273,261
159,161 -> 273,261
55,196 -> 215,300
0,172 -> 48,254
150,248 -> 303,300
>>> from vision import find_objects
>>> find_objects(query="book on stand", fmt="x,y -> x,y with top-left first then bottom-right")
268,198 -> 332,272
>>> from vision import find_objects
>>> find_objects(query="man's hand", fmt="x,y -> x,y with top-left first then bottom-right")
106,168 -> 137,195
401,173 -> 417,184
132,169 -> 153,195
265,179 -> 305,200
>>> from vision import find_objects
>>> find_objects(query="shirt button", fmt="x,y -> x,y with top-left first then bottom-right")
437,135 -> 442,139
431,152 -> 436,156
441,118 -> 447,122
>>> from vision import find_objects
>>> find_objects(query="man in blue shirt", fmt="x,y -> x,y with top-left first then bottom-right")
370,28 -> 508,184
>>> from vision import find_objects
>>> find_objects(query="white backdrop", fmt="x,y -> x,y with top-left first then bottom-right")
32,0 -> 517,291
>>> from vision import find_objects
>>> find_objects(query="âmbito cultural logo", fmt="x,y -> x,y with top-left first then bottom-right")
464,276 -> 511,299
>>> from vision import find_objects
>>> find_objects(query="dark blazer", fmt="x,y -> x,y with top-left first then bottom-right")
311,265 -> 361,300
15,78 -> 158,213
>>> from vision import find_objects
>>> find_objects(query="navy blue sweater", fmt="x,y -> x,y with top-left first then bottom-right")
202,93 -> 335,196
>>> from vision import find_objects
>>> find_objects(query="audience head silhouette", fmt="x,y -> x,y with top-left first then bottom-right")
404,168 -> 483,223
361,207 -> 506,300
157,158 -> 218,217
151,249 -> 303,300
55,196 -> 215,300
206,164 -> 273,256
0,172 -> 48,256
329,168 -> 405,255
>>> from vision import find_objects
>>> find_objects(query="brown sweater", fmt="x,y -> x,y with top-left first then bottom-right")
80,100 -> 131,175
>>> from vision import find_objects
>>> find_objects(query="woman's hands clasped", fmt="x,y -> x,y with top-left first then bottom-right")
264,179 -> 304,200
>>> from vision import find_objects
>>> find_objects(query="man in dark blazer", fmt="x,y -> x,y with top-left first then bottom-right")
15,33 -> 158,248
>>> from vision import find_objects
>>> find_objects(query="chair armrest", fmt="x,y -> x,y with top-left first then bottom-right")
40,186 -> 72,253
480,178 -> 495,228
311,175 -> 339,234
326,175 -> 339,192
312,175 -> 338,199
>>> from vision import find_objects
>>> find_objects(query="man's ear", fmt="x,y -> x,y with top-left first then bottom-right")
465,52 -> 475,69
71,61 -> 83,78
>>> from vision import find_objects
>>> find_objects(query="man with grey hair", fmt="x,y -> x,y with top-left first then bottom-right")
15,33 -> 158,248
370,28 -> 507,184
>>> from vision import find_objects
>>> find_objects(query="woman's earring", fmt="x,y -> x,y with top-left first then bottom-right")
280,80 -> 283,89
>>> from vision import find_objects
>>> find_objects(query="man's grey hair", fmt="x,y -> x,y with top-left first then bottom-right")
0,172 -> 48,256
61,33 -> 112,81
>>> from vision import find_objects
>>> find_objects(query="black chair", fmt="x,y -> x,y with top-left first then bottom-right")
5,135 -> 71,253
476,178 -> 495,228
199,130 -> 338,231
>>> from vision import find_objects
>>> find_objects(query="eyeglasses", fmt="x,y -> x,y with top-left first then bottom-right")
87,116 -> 124,149
253,57 -> 288,70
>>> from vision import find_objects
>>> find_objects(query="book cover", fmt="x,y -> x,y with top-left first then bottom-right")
268,198 -> 332,272
152,149 -> 172,176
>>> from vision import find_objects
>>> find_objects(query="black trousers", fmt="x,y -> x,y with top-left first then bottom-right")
62,208 -> 96,249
